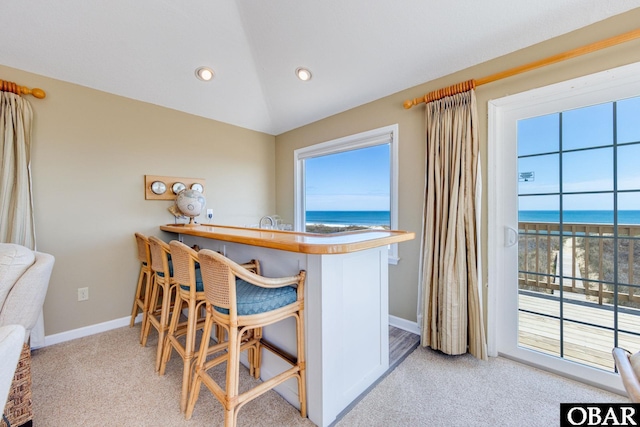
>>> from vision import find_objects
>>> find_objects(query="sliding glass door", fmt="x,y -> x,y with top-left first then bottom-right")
490,62 -> 640,391
517,98 -> 640,371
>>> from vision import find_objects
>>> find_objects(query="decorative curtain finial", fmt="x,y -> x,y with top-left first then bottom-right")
0,79 -> 46,99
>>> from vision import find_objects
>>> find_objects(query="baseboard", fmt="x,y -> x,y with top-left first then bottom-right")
388,315 -> 420,335
41,314 -> 418,348
41,314 -> 143,348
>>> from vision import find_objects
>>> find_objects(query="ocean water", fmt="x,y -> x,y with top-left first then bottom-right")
306,210 -> 640,226
519,210 -> 640,225
306,210 -> 390,226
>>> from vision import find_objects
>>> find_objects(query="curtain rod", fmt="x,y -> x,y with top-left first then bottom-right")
0,79 -> 46,99
403,27 -> 640,109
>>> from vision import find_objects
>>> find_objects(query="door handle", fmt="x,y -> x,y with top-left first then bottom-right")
505,226 -> 518,247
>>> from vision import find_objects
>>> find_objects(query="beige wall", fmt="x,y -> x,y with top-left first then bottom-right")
0,65 -> 276,335
275,9 -> 640,323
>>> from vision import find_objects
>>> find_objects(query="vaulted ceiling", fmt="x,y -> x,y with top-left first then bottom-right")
1,1 -> 638,135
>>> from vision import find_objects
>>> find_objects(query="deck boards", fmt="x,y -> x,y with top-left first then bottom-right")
518,292 -> 640,370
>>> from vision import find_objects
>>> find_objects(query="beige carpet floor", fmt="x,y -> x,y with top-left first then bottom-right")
337,346 -> 627,427
30,325 -> 627,426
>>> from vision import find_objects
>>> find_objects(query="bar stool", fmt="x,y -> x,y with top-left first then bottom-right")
159,241 -> 262,413
159,240 -> 208,413
142,236 -> 178,371
130,232 -> 153,343
185,249 -> 307,427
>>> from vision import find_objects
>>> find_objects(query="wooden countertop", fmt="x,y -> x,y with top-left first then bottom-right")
160,223 -> 415,254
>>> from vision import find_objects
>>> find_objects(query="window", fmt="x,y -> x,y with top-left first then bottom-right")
294,124 -> 399,263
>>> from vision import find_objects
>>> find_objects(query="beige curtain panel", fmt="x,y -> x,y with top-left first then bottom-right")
0,91 -> 35,249
419,89 -> 487,360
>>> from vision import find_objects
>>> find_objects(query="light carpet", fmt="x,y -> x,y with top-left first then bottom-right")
336,346 -> 627,427
30,326 -> 627,426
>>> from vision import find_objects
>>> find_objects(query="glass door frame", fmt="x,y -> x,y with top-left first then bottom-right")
487,61 -> 640,394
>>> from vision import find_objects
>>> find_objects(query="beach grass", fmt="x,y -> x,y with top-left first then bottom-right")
305,223 -> 390,234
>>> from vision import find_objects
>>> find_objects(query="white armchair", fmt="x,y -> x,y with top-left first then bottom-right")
0,325 -> 25,426
0,243 -> 54,427
0,244 -> 55,341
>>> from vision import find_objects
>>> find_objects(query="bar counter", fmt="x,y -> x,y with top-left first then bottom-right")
160,223 -> 414,427
159,223 -> 414,254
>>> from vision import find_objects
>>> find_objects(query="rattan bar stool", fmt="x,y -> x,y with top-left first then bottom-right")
130,232 -> 153,344
142,236 -> 178,371
158,241 -> 261,413
159,240 -> 208,413
185,249 -> 307,427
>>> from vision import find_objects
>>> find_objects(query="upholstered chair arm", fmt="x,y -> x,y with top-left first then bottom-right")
0,252 -> 54,342
613,347 -> 640,403
0,324 -> 25,407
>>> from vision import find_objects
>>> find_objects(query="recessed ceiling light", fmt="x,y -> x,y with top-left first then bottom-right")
295,67 -> 312,81
195,66 -> 214,81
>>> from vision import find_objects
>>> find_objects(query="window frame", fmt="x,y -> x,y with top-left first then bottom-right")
294,124 -> 400,263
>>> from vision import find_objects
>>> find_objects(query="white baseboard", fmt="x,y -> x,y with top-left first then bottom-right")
388,315 -> 420,335
42,314 -> 419,348
41,314 -> 143,348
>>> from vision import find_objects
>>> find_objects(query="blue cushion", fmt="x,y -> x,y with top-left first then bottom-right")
156,259 -> 174,277
215,279 -> 297,315
179,265 -> 204,292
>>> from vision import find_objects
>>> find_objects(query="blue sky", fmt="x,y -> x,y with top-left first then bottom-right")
518,95 -> 640,211
305,144 -> 390,211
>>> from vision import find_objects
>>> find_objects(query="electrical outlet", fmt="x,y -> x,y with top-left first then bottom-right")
78,287 -> 89,301
206,209 -> 213,220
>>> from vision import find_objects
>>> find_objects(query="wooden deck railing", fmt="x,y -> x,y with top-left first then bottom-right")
518,222 -> 640,306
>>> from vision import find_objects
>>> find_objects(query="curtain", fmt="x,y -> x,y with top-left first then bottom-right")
0,91 -> 35,249
418,89 -> 487,360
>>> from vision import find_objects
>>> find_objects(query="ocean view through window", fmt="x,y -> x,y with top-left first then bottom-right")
304,143 -> 390,233
519,210 -> 640,224
294,124 -> 399,262
305,210 -> 391,233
